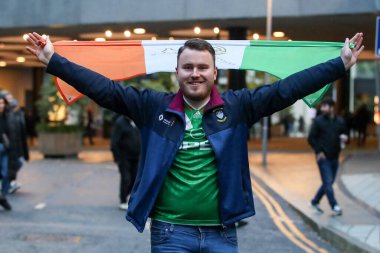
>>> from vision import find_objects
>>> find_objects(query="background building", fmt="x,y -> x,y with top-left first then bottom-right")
0,0 -> 378,137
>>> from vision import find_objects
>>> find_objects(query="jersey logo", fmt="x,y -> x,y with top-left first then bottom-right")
214,109 -> 227,122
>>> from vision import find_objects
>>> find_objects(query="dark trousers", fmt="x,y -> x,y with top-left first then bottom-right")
311,158 -> 339,209
118,158 -> 138,203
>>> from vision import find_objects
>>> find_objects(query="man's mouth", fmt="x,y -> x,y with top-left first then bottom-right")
187,81 -> 203,86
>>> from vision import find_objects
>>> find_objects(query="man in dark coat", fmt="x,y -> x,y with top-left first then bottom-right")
5,98 -> 29,194
308,98 -> 348,216
111,115 -> 140,210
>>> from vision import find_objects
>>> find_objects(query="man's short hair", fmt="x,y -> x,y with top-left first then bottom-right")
320,97 -> 335,107
177,38 -> 216,66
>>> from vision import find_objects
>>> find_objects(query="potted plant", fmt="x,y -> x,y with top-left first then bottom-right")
36,75 -> 88,157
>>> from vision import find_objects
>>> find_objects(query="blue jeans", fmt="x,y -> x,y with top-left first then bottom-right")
150,220 -> 238,253
311,158 -> 339,209
0,143 -> 9,196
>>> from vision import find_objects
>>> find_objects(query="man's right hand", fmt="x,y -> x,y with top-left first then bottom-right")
25,32 -> 54,66
316,152 -> 326,161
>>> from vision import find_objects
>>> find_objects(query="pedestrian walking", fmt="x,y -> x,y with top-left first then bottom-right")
4,96 -> 29,194
111,115 -> 140,210
0,95 -> 11,210
26,32 -> 364,252
83,106 -> 95,145
354,103 -> 371,146
308,98 -> 348,216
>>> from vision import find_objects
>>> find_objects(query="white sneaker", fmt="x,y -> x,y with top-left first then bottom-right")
309,202 -> 324,214
332,205 -> 342,216
119,203 -> 128,210
9,181 -> 21,194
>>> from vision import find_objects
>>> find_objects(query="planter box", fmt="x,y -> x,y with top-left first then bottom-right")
38,132 -> 82,157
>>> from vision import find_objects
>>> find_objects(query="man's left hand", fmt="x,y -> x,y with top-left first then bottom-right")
341,33 -> 364,70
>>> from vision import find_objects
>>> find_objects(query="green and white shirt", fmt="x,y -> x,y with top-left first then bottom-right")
151,99 -> 220,225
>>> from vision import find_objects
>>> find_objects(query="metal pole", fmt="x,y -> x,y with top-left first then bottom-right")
349,64 -> 356,113
262,0 -> 272,168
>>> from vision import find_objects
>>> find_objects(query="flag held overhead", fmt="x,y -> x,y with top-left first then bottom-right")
53,40 -> 344,107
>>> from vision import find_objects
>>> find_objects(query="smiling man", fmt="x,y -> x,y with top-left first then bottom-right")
26,33 -> 363,253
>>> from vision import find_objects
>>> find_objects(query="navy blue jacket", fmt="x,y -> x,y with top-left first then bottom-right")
308,115 -> 347,159
47,53 -> 346,232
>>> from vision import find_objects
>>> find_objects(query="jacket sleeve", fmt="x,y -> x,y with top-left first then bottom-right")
239,57 -> 346,125
46,53 -> 164,127
308,119 -> 321,154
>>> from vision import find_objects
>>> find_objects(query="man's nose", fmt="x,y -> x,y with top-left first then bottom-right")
191,68 -> 200,77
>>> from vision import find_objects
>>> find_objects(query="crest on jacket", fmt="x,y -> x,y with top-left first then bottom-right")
214,108 -> 227,122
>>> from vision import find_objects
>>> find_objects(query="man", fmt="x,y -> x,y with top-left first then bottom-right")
308,98 -> 348,216
0,94 -> 11,210
2,94 -> 30,194
111,115 -> 140,210
83,106 -> 95,145
26,32 -> 363,252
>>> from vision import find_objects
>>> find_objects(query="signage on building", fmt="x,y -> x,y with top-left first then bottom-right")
376,16 -> 380,57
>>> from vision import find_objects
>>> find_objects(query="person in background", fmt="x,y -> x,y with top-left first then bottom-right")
111,115 -> 140,210
308,98 -> 348,216
1,91 -> 29,194
0,95 -> 11,210
354,103 -> 371,147
24,108 -> 38,147
83,106 -> 95,145
298,116 -> 305,134
8,100 -> 29,194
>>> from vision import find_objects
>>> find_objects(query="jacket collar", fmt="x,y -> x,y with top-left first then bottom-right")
167,85 -> 224,113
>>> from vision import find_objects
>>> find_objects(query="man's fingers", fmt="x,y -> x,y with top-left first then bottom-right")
28,32 -> 44,45
356,45 -> 365,55
26,37 -> 36,47
25,46 -> 37,56
343,38 -> 349,50
349,32 -> 361,43
32,32 -> 43,40
27,33 -> 39,45
355,37 -> 363,50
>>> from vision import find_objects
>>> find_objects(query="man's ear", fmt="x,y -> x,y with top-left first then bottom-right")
214,67 -> 218,80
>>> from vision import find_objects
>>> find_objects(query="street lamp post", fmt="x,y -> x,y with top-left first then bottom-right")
262,0 -> 272,168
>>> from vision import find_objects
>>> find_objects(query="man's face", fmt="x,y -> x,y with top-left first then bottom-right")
320,103 -> 334,115
176,48 -> 217,105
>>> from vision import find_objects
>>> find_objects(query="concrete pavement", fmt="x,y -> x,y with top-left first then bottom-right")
66,135 -> 380,253
1,149 -> 341,253
5,136 -> 379,252
339,152 -> 380,216
249,137 -> 380,253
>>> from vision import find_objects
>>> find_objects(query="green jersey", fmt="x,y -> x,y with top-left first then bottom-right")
151,104 -> 220,225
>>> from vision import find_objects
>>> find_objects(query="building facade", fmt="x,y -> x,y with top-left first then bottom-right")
0,0 -> 379,136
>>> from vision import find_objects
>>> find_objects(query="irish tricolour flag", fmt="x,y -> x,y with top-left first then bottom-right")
53,40 -> 344,107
